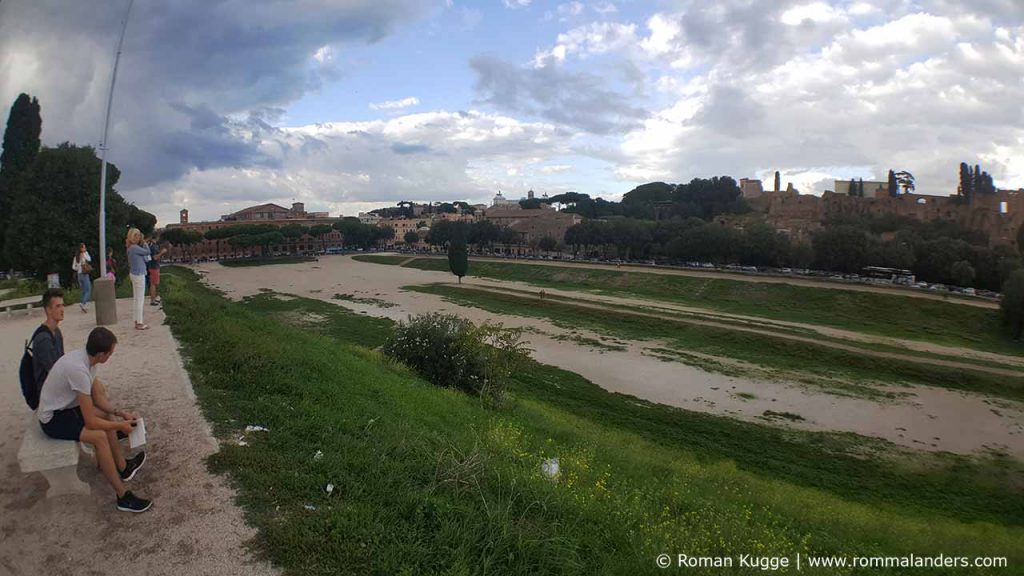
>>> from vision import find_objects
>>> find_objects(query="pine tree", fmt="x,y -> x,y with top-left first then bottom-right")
0,94 -> 43,270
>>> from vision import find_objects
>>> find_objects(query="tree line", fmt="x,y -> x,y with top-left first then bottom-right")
164,217 -> 397,258
0,94 -> 156,283
958,162 -> 997,201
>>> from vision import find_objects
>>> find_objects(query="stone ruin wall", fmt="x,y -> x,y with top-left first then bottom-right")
748,190 -> 1024,251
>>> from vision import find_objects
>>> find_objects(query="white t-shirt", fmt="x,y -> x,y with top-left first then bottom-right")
72,251 -> 92,273
37,349 -> 96,424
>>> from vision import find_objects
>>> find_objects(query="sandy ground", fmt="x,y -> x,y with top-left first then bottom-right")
0,299 -> 278,576
461,284 -> 1024,376
198,256 -> 1024,460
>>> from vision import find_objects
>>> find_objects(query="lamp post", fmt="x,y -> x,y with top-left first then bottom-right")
94,0 -> 135,326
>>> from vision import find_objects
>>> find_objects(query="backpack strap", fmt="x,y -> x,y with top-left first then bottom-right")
26,324 -> 52,353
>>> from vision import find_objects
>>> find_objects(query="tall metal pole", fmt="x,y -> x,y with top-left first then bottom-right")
98,0 -> 135,277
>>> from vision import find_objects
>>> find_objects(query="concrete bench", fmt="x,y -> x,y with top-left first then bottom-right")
2,296 -> 38,318
18,420 -> 90,498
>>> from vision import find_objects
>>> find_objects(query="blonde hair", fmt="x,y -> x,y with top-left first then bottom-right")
126,228 -> 143,245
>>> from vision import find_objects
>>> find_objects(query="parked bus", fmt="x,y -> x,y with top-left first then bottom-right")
861,266 -> 915,285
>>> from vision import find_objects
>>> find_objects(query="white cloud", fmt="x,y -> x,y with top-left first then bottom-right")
540,164 -> 574,174
847,2 -> 879,16
593,2 -> 617,15
533,21 -> 638,66
780,2 -> 847,26
503,0 -> 531,8
312,45 -> 334,64
137,110 -> 577,224
640,13 -> 682,57
615,5 -> 1024,196
369,96 -> 421,111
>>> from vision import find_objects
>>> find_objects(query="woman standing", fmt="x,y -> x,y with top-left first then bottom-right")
125,229 -> 150,330
72,243 -> 93,313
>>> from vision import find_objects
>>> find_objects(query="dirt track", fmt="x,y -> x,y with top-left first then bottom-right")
454,283 -> 1024,375
406,254 -> 1000,309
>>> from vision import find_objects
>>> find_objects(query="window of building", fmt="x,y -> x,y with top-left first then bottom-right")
1000,201 -> 1009,214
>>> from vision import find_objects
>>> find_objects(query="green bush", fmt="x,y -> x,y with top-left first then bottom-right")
382,313 -> 529,404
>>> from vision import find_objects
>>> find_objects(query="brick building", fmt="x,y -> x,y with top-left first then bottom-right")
163,203 -> 342,260
482,204 -> 582,246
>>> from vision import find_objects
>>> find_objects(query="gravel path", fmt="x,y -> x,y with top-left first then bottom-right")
0,299 -> 278,576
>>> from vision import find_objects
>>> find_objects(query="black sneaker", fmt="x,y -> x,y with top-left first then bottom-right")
116,491 -> 152,513
119,451 -> 146,481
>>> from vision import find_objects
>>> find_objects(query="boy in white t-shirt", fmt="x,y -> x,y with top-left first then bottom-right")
38,327 -> 152,513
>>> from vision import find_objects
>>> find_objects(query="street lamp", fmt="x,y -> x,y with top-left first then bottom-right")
94,0 -> 135,326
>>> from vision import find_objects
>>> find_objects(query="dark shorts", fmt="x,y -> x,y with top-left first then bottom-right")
40,407 -> 85,441
148,267 -> 160,286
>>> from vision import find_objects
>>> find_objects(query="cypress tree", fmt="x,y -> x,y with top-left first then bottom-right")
974,164 -> 984,200
0,93 -> 43,269
888,169 -> 898,198
448,228 -> 469,284
958,162 -> 972,200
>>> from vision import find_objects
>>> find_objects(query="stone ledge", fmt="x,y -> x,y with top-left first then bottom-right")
18,420 -> 79,473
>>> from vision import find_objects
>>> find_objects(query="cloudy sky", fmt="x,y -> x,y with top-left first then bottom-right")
2,0 -> 1023,226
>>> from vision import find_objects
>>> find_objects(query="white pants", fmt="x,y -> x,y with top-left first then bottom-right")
130,273 -> 146,324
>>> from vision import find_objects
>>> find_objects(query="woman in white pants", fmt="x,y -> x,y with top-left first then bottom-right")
125,228 -> 151,330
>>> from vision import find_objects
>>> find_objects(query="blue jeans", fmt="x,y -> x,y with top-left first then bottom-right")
79,273 -> 92,305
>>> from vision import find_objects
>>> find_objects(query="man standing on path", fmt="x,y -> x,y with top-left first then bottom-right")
37,327 -> 152,512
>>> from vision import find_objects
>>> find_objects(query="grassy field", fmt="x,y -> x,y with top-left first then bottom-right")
409,284 -> 1024,403
158,267 -> 1022,575
220,256 -> 318,267
349,254 -> 410,266
352,256 -> 1019,357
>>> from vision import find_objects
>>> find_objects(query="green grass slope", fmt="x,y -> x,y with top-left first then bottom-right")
160,267 -> 1023,575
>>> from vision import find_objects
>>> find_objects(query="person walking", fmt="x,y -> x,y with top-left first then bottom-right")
125,228 -> 150,330
72,243 -> 93,313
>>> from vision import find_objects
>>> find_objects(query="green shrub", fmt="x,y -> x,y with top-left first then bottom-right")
382,313 -> 529,404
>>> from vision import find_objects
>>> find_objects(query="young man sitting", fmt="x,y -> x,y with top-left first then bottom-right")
37,327 -> 152,512
32,289 -> 66,386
